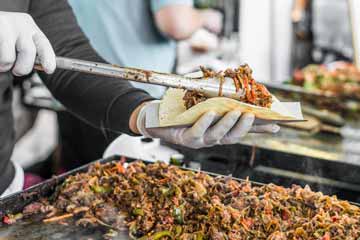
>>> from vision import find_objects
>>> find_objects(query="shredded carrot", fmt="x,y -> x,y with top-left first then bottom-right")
116,162 -> 126,174
243,76 -> 249,89
251,87 -> 256,101
158,178 -> 169,184
43,213 -> 74,223
241,218 -> 254,231
322,232 -> 331,240
246,89 -> 253,103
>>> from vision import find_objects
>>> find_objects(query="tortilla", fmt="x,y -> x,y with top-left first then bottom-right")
159,88 -> 301,127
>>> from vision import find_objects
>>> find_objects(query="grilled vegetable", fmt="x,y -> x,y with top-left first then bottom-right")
19,161 -> 360,240
293,62 -> 360,99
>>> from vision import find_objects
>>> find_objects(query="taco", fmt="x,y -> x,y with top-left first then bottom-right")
159,65 -> 301,127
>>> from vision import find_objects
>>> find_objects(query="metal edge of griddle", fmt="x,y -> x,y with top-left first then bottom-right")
0,155 -> 358,223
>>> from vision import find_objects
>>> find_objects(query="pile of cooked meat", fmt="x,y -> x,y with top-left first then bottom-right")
293,62 -> 360,99
183,65 -> 273,109
19,161 -> 360,239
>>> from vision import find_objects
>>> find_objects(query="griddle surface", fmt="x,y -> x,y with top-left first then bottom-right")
0,220 -> 128,240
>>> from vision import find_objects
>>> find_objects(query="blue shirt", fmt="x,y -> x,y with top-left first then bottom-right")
69,0 -> 193,98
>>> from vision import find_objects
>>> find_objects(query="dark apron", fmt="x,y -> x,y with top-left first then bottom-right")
0,0 -> 30,194
0,73 -> 15,194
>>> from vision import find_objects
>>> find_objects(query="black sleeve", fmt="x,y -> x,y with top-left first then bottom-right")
29,0 -> 154,136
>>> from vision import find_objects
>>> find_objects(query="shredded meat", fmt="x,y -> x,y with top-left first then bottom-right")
17,161 -> 360,239
184,65 -> 273,109
183,91 -> 208,109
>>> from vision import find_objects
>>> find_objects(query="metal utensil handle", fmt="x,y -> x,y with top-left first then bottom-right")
35,57 -> 242,100
35,56 -> 158,82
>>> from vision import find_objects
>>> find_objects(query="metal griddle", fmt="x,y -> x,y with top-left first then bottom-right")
0,155 -> 358,240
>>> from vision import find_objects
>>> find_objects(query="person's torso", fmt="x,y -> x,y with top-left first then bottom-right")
312,0 -> 353,60
68,0 -> 176,72
68,0 -> 174,98
0,0 -> 31,194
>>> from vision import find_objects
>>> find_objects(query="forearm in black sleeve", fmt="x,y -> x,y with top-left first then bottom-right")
29,0 -> 154,136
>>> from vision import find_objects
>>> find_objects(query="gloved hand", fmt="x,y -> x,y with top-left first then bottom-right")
137,101 -> 280,149
0,11 -> 56,76
199,9 -> 223,34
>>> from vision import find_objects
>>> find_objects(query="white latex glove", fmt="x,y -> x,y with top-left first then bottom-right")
199,9 -> 223,34
0,11 -> 56,76
137,101 -> 280,149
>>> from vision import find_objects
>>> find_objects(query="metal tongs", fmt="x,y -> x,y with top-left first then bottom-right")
35,56 -> 245,100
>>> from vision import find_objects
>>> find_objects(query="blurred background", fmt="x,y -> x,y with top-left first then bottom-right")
12,0 -> 360,202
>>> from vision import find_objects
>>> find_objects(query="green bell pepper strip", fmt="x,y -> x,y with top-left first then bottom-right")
138,231 -> 173,240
